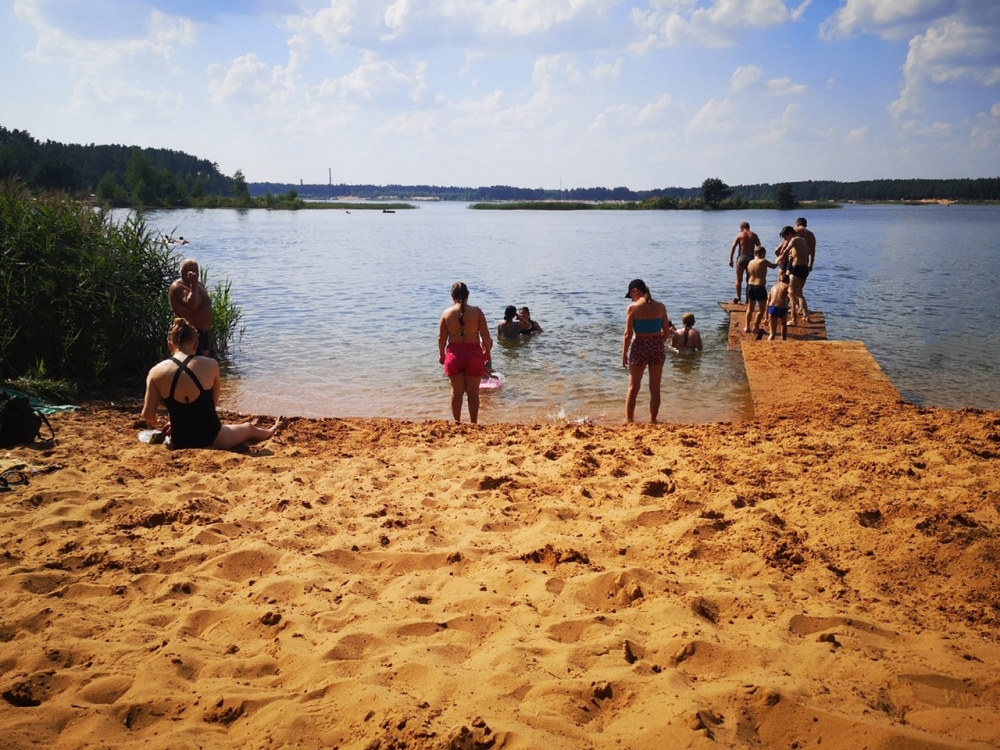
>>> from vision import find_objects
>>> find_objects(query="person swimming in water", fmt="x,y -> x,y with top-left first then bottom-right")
439,282 -> 493,424
517,306 -> 543,335
497,306 -> 523,340
669,312 -> 703,354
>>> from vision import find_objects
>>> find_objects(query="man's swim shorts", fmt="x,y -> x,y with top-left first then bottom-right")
768,305 -> 789,318
747,284 -> 767,302
628,336 -> 666,367
444,343 -> 486,377
789,265 -> 810,280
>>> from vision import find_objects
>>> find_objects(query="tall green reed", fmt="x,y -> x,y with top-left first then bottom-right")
1,180 -> 174,387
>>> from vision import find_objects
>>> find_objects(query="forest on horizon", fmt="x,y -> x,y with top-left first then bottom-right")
2,124 -> 999,206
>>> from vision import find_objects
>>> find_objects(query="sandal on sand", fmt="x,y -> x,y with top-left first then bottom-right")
0,469 -> 28,492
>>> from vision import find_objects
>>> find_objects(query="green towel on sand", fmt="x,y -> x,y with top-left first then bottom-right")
0,386 -> 78,416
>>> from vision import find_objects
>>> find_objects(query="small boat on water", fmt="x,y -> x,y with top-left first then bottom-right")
382,209 -> 395,214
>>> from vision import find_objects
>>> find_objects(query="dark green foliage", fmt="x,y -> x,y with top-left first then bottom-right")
0,180 -> 175,387
701,177 -> 732,208
231,169 -> 251,205
776,183 -> 797,210
0,125 -> 232,204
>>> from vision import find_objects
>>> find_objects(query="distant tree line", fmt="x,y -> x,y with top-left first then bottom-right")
0,125 -> 233,206
254,177 -> 1000,204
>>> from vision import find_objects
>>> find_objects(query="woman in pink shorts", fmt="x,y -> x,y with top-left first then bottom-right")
438,282 -> 493,424
622,279 -> 672,424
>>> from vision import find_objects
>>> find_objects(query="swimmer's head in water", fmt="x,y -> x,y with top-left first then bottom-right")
682,312 -> 695,327
519,306 -> 531,318
504,305 -> 517,321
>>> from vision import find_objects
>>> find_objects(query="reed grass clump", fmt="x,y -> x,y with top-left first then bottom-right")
0,180 -> 188,389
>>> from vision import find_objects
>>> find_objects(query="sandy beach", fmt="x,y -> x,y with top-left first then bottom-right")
2,350 -> 999,748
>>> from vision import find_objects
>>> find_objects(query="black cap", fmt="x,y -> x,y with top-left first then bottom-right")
625,279 -> 647,297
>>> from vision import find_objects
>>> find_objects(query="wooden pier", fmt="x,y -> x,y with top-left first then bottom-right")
718,302 -> 901,418
719,301 -> 827,351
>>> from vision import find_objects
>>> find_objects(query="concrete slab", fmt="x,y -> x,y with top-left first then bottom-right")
741,340 -> 900,419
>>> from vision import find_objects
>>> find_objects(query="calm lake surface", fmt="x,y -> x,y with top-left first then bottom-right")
143,202 -> 1000,424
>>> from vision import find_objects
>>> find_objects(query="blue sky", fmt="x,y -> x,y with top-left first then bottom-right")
2,0 -> 998,189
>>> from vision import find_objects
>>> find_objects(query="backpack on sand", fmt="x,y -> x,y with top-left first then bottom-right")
0,393 -> 55,447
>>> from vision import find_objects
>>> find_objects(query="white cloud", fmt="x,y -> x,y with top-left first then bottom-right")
730,64 -> 762,92
819,0 -> 956,42
12,0 -> 197,113
760,101 -> 801,143
889,15 -> 1000,119
845,126 -> 868,143
767,76 -> 807,96
315,54 -> 428,106
289,0 -> 620,51
685,98 -> 737,138
631,0 -> 810,50
589,93 -> 675,131
971,105 -> 1000,149
817,2 -> 1000,121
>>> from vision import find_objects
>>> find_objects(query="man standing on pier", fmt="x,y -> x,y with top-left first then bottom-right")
794,217 -> 816,318
728,221 -> 760,305
169,258 -> 213,356
779,226 -> 813,325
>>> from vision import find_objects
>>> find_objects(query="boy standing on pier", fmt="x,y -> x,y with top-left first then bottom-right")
766,273 -> 792,341
744,246 -> 778,336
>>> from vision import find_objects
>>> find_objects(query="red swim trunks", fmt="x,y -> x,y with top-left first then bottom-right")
628,335 -> 666,367
444,343 -> 486,377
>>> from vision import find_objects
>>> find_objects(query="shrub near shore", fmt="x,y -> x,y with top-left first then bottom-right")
0,180 -> 241,393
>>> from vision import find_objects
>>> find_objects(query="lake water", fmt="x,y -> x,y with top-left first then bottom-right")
143,202 -> 1000,424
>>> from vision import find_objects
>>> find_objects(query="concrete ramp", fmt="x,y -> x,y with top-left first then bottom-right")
741,340 -> 901,419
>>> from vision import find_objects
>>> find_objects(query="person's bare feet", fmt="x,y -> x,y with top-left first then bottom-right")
269,416 -> 288,437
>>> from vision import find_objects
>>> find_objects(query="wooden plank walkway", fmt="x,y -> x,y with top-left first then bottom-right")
741,340 -> 901,418
719,301 -> 827,351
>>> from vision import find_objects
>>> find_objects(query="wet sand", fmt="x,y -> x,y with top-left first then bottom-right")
2,347 -> 999,748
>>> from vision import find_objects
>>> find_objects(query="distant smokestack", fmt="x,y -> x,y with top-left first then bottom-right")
329,168 -> 332,186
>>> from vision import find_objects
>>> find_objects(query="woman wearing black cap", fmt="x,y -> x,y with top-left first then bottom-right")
622,279 -> 672,423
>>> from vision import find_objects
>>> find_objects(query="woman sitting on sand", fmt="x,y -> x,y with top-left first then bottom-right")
668,312 -> 703,354
439,282 -> 493,424
142,318 -> 285,449
622,279 -> 672,424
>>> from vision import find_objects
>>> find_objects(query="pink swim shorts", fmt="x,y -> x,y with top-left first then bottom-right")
628,335 -> 666,367
444,343 -> 486,377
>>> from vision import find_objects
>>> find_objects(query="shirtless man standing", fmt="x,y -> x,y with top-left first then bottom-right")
779,226 -> 813,325
744,246 -> 778,336
728,221 -> 761,304
794,217 -> 816,317
169,259 -> 213,356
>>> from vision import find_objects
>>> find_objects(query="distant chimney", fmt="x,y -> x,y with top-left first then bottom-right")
329,168 -> 332,186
